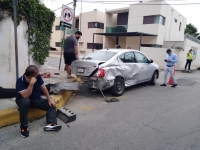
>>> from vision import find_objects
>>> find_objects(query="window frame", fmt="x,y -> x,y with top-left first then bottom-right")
119,52 -> 137,63
55,42 -> 61,47
134,52 -> 149,63
179,22 -> 182,31
143,15 -> 165,25
88,22 -> 104,29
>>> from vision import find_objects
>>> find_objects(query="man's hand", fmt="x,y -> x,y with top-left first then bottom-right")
48,98 -> 56,107
30,77 -> 37,85
166,60 -> 171,62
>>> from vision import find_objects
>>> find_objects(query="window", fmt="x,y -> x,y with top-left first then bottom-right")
87,43 -> 103,49
119,52 -> 137,63
143,15 -> 165,25
75,19 -> 79,29
141,44 -> 162,48
134,52 -> 148,63
88,22 -> 104,29
55,42 -> 61,47
82,51 -> 116,61
55,25 -> 60,30
179,22 -> 182,31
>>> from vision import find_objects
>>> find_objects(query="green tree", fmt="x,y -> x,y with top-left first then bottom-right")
184,23 -> 199,37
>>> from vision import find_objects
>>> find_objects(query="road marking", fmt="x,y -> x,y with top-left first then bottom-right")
78,106 -> 95,111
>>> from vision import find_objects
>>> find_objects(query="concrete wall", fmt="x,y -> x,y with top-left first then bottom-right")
179,39 -> 200,69
0,14 -> 48,88
140,47 -> 180,69
140,38 -> 200,70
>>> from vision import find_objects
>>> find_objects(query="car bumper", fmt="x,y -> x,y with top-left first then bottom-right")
80,76 -> 114,90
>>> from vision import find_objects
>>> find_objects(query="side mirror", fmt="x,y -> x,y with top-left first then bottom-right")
148,59 -> 153,63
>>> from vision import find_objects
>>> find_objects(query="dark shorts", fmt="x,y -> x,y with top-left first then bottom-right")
64,53 -> 76,65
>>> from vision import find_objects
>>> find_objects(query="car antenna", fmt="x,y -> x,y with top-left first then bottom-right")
105,46 -> 108,50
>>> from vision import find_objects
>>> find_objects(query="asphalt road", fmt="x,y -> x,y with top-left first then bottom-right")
1,60 -> 200,150
47,56 -> 65,70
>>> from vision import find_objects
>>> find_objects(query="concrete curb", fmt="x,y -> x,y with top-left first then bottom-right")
0,77 -> 81,128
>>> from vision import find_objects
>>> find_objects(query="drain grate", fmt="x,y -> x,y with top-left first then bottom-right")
177,78 -> 196,86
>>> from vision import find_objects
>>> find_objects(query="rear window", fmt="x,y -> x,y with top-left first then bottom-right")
82,51 -> 116,61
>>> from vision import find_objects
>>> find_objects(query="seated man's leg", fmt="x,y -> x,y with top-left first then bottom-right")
16,98 -> 31,137
16,98 -> 31,126
31,98 -> 61,131
31,98 -> 57,124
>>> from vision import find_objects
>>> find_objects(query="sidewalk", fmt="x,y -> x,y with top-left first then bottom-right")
0,69 -> 80,128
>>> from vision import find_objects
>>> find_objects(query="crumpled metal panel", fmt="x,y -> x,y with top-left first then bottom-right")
123,64 -> 139,86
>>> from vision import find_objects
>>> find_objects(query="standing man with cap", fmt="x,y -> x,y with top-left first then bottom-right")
160,49 -> 178,87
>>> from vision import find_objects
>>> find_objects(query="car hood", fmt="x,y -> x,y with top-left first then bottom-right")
71,60 -> 105,76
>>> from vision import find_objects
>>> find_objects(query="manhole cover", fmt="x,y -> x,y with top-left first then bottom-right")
177,78 -> 196,86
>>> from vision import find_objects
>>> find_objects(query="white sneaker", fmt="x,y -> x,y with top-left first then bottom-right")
44,123 -> 62,131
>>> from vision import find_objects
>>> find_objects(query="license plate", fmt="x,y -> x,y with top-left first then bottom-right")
77,67 -> 85,73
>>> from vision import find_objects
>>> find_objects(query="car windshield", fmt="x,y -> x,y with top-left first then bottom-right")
82,51 -> 116,61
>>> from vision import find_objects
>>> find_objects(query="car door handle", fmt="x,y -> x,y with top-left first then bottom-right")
141,67 -> 144,69
123,68 -> 127,70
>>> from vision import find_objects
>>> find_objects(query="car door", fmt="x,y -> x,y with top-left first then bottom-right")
118,52 -> 139,86
134,52 -> 153,82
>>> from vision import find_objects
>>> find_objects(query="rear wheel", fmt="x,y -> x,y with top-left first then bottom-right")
149,71 -> 157,85
110,77 -> 125,96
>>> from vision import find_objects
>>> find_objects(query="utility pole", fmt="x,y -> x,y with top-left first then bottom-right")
73,0 -> 77,32
13,0 -> 19,80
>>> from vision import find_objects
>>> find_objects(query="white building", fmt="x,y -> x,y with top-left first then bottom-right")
103,0 -> 187,50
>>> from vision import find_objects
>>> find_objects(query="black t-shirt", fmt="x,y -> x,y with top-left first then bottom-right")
64,35 -> 77,53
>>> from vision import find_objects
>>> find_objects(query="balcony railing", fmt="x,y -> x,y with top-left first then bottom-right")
66,28 -> 79,35
106,25 -> 127,33
185,33 -> 200,44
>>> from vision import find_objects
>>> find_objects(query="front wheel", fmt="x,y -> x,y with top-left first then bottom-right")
149,71 -> 157,85
110,77 -> 125,96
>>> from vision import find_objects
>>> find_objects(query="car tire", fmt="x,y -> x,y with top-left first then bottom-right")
110,77 -> 125,96
149,71 -> 157,85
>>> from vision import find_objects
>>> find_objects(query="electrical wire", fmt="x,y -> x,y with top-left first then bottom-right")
52,2 -> 73,12
82,2 -> 200,5
78,1 -> 200,5
82,1 -> 103,9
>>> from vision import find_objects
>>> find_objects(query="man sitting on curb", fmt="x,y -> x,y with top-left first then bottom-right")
16,65 -> 62,138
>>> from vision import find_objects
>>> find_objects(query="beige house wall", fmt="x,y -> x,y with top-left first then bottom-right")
50,17 -> 64,51
104,36 -> 116,48
65,10 -> 105,56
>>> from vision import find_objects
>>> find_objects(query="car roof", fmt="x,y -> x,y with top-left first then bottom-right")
98,49 -> 140,54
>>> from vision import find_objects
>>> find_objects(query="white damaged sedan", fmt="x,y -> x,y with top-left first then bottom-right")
71,49 -> 159,96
